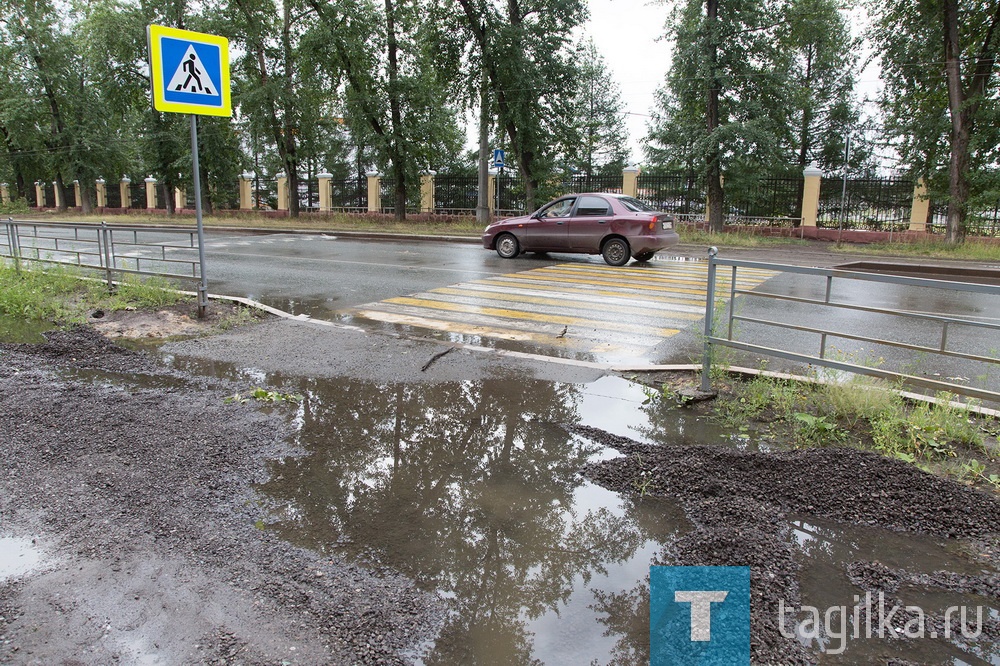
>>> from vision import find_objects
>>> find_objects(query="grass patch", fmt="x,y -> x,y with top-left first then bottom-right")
678,226 -> 814,248
685,372 -> 1000,490
830,236 -> 1000,261
0,263 -> 189,324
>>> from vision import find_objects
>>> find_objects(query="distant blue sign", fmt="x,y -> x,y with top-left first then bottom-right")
492,149 -> 505,169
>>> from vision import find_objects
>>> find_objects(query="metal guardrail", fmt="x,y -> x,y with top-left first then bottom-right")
700,248 -> 1000,403
2,218 -> 207,314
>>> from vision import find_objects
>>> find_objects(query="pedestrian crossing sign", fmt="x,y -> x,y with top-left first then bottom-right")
147,24 -> 231,117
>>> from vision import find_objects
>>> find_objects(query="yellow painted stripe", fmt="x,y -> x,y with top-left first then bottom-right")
532,265 -> 775,290
471,277 -> 707,307
354,310 -> 576,345
429,286 -> 703,319
489,270 -> 714,296
382,296 -> 681,337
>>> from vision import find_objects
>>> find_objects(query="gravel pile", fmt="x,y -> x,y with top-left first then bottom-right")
572,423 -> 1000,665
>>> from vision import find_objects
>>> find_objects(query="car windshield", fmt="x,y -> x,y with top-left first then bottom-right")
617,196 -> 659,212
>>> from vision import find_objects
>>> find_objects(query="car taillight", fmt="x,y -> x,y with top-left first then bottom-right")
648,221 -> 655,231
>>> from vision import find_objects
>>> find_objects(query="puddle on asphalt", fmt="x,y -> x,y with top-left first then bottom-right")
0,536 -> 43,582
143,354 -> 1000,663
0,315 -> 54,344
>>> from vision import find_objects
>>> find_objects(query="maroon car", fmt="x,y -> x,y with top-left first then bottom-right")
482,193 -> 680,266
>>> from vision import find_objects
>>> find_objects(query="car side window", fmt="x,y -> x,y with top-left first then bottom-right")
575,196 -> 611,217
539,198 -> 576,218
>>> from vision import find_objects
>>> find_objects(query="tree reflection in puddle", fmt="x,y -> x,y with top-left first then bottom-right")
255,375 -> 691,665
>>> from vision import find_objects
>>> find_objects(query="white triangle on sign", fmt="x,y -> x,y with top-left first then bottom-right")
166,45 -> 216,96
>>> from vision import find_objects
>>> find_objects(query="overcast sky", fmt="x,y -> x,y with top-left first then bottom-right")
583,0 -> 673,165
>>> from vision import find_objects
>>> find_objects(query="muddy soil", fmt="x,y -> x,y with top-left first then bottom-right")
86,301 -> 258,340
575,424 -> 1000,665
0,327 -> 443,665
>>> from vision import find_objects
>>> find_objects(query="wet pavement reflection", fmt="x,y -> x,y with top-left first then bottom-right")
156,355 -> 999,664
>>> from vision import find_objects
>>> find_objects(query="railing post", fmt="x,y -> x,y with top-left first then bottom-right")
95,179 -> 107,208
144,176 -> 158,209
120,177 -> 131,209
317,172 -> 333,212
622,165 -> 640,198
488,169 -> 497,218
801,164 -> 822,228
239,172 -> 254,211
100,221 -> 114,290
420,170 -> 436,213
701,246 -> 719,392
909,177 -> 930,232
366,171 -> 381,213
275,172 -> 289,212
6,218 -> 20,273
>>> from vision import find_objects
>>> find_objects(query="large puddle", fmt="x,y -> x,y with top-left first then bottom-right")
155,355 -> 999,664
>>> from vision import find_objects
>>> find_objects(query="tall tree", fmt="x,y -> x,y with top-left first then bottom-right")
224,0 -> 318,218
565,38 -> 629,176
305,0 -> 464,220
870,0 -> 1000,243
646,0 -> 788,232
776,0 -> 865,172
451,0 -> 585,209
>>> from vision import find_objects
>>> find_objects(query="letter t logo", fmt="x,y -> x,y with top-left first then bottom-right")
674,590 -> 729,641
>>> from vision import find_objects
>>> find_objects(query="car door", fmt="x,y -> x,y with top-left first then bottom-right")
526,197 -> 574,250
565,195 -> 614,251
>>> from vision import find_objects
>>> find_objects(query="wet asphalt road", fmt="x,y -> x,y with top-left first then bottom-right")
198,232 -> 1000,401
201,232 -> 546,315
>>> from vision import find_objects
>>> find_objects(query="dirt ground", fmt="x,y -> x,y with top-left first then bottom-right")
3,319 -> 1000,665
0,327 -> 443,665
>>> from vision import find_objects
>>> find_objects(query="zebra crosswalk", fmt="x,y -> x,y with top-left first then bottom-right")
346,260 -> 777,360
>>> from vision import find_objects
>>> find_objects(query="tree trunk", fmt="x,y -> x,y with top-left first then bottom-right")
386,0 -> 407,221
80,184 -> 93,215
943,0 -> 968,244
705,0 -> 724,233
476,71 -> 491,226
54,174 -> 67,213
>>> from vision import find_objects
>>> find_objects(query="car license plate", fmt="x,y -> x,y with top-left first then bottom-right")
661,220 -> 673,230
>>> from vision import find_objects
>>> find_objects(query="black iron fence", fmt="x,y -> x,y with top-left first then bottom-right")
495,175 -> 528,216
434,174 -> 478,212
330,177 -> 367,210
378,177 -> 420,213
252,178 -> 278,210
818,176 -> 913,231
129,183 -> 145,209
559,174 -> 623,195
726,176 -> 803,225
104,184 -> 122,208
636,172 -> 704,218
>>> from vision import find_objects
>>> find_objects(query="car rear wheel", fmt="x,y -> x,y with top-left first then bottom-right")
495,233 -> 520,259
633,251 -> 655,262
602,238 -> 630,266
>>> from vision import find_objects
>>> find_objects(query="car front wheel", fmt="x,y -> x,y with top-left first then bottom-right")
602,238 -> 630,266
495,233 -> 520,259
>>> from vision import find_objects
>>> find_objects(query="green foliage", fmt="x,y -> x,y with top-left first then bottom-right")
224,387 -> 304,405
0,264 -> 188,322
0,199 -> 31,215
0,264 -> 82,320
793,412 -> 844,446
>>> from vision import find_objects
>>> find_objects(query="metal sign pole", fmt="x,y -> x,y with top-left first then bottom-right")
190,114 -> 208,318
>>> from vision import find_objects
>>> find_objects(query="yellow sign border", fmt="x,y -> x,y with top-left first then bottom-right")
147,24 -> 231,117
